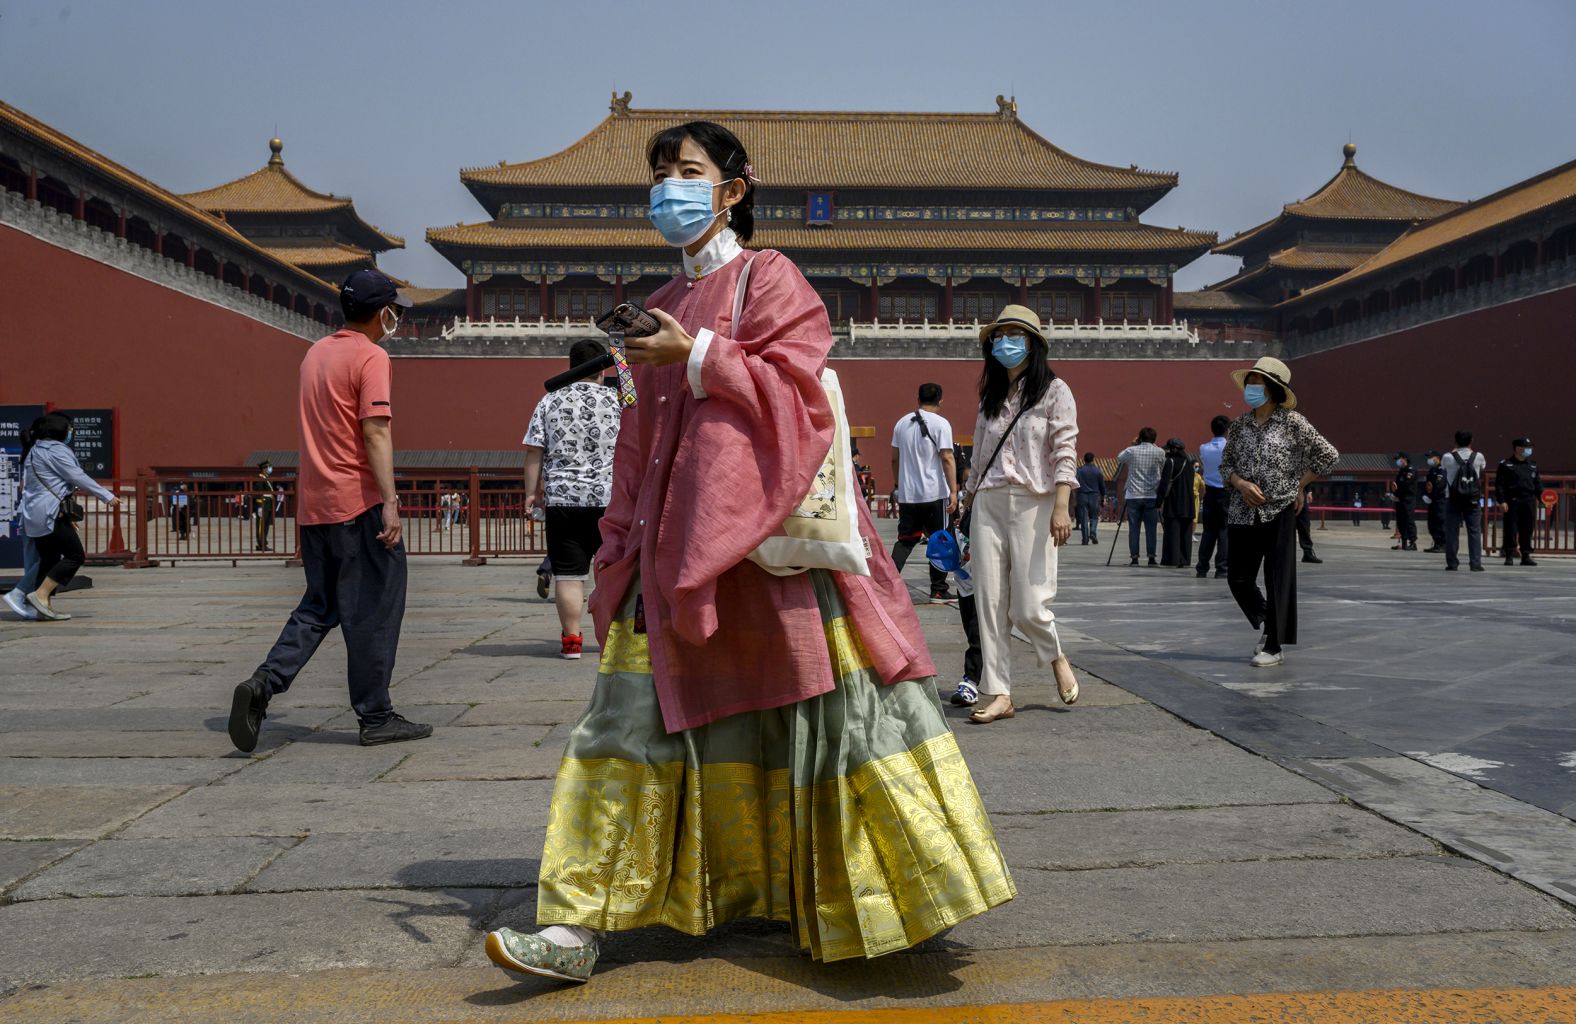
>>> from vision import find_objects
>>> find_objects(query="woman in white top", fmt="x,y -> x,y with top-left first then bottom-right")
963,306 -> 1081,723
16,413 -> 119,621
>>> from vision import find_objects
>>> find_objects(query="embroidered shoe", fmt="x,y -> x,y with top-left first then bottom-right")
949,679 -> 979,706
485,927 -> 599,984
561,633 -> 583,660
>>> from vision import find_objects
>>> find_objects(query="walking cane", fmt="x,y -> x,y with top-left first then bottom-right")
1105,497 -> 1128,567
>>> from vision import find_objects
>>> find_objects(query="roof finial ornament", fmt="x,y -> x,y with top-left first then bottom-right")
1342,142 -> 1357,166
610,90 -> 633,116
995,94 -> 1016,119
268,136 -> 283,167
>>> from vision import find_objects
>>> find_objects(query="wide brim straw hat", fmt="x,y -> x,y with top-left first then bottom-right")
1230,356 -> 1298,411
978,304 -> 1046,345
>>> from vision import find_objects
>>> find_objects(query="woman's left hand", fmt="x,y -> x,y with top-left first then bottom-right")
1052,506 -> 1073,546
623,308 -> 694,366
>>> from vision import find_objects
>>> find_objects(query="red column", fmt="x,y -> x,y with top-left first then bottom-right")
1164,278 -> 1174,323
465,276 -> 477,319
869,278 -> 880,320
614,273 -> 625,304
1092,279 -> 1102,322
1017,275 -> 1028,307
240,271 -> 251,295
942,275 -> 954,322
539,274 -> 550,317
25,166 -> 37,201
153,231 -> 164,256
186,246 -> 196,269
116,209 -> 127,239
73,189 -> 86,221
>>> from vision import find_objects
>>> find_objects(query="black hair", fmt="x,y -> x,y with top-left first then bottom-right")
647,121 -> 756,243
1264,379 -> 1288,406
1083,452 -> 1095,464
1455,429 -> 1473,447
19,414 -> 49,463
1210,414 -> 1231,437
569,339 -> 607,369
918,382 -> 943,405
1138,426 -> 1158,444
33,412 -> 72,443
978,334 -> 1055,419
341,294 -> 391,323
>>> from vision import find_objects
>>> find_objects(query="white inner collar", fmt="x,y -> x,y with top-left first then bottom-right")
683,228 -> 743,280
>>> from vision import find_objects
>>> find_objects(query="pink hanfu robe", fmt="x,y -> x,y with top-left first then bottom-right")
588,248 -> 936,733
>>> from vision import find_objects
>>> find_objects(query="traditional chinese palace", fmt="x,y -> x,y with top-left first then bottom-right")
427,94 -> 1215,328
2,94 -> 1572,476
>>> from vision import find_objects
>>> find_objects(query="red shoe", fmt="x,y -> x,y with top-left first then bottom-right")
560,633 -> 583,660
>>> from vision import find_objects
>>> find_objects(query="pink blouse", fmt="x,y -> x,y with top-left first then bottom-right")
970,376 -> 1080,496
589,248 -> 936,735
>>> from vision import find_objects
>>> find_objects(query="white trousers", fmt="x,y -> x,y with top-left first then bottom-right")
972,485 -> 1064,696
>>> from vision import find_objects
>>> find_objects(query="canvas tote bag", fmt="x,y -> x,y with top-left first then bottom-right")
730,255 -> 871,577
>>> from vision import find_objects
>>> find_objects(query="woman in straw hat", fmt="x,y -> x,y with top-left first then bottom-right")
959,305 -> 1082,723
1219,358 -> 1338,667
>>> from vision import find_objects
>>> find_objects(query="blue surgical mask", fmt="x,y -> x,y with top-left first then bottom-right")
1243,384 -> 1268,409
648,178 -> 730,247
990,333 -> 1029,369
1522,447 -> 1533,458
1395,459 -> 1404,468
65,428 -> 75,444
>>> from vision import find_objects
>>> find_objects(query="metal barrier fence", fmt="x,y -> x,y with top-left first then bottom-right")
1311,491 -> 1575,555
73,470 -> 546,567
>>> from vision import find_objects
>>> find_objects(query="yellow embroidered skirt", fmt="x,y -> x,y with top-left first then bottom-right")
536,571 -> 1015,962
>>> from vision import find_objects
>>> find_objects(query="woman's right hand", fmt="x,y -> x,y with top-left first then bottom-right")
1236,480 -> 1266,507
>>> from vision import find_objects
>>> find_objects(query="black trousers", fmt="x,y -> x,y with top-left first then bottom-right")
1227,507 -> 1298,651
256,504 -> 275,550
959,592 -> 982,683
1196,486 -> 1229,573
1502,498 -> 1537,560
1426,500 -> 1447,547
892,498 -> 948,591
1445,502 -> 1483,570
173,507 -> 190,539
258,505 -> 406,727
35,516 -> 85,588
1395,500 -> 1417,545
1296,503 -> 1315,553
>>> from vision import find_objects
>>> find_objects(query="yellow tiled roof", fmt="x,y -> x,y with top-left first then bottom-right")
0,100 -> 334,296
462,98 -> 1177,192
1216,145 -> 1460,255
1264,245 -> 1372,271
183,140 -> 403,249
1173,289 -> 1270,311
426,221 -> 1216,255
261,242 -> 375,270
1285,157 -> 1576,307
402,286 -> 466,308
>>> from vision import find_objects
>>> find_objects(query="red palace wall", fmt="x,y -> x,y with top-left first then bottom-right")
1286,286 -> 1574,471
0,225 -> 308,473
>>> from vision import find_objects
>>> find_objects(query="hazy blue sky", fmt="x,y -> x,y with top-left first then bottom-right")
4,0 -> 1574,291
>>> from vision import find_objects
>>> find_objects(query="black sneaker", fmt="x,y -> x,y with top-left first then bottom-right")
1522,557 -> 1538,566
1129,557 -> 1139,566
929,588 -> 957,604
1195,568 -> 1208,578
228,671 -> 270,753
1469,564 -> 1485,572
1214,570 -> 1227,578
1503,557 -> 1515,566
1147,558 -> 1159,567
1302,552 -> 1323,564
359,713 -> 433,746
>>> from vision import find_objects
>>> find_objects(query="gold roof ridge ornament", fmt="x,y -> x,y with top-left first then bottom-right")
995,94 -> 1017,119
268,137 -> 283,167
610,90 -> 633,116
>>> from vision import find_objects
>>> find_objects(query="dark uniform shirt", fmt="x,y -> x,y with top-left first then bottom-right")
1495,458 -> 1542,502
1424,465 -> 1447,505
252,473 -> 276,509
1393,465 -> 1417,502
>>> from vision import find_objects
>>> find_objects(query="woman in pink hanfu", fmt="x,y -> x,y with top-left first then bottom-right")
484,121 -> 1013,985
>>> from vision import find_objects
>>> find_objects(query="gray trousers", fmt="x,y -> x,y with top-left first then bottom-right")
258,505 -> 405,726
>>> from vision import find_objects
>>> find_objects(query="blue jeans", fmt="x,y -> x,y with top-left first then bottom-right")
1075,492 -> 1101,542
17,535 -> 41,593
1444,503 -> 1482,570
1126,498 -> 1159,560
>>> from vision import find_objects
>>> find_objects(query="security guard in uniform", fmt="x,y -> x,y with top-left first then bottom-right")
1494,437 -> 1541,566
1390,452 -> 1418,551
1422,450 -> 1447,552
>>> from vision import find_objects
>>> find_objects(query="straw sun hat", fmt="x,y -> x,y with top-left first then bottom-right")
1230,356 -> 1297,411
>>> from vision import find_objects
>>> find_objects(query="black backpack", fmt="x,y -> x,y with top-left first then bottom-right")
1451,451 -> 1482,504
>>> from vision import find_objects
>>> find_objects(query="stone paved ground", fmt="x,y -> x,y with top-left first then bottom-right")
0,522 -> 1574,1022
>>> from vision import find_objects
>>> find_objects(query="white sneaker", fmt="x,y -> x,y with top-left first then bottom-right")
1250,650 -> 1284,668
4,588 -> 38,620
1254,629 -> 1268,655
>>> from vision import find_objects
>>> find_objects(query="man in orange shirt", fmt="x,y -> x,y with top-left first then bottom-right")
229,270 -> 432,751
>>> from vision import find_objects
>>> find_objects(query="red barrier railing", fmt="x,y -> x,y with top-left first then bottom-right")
1311,493 -> 1574,555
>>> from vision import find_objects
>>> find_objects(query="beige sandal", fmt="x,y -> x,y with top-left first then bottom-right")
968,696 -> 1016,723
1053,657 -> 1079,705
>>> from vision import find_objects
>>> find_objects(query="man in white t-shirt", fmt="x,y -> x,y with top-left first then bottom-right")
890,382 -> 958,601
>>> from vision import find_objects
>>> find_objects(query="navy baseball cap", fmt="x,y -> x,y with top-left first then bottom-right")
340,269 -> 412,310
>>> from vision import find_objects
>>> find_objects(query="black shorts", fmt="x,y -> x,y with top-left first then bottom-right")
896,498 -> 947,545
545,506 -> 605,580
